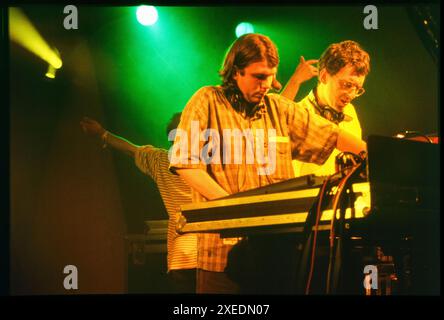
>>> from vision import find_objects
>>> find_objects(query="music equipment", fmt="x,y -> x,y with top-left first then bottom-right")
177,180 -> 370,237
177,135 -> 439,238
176,135 -> 439,294
125,220 -> 171,294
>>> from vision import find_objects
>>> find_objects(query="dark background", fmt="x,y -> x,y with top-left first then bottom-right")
8,4 -> 439,294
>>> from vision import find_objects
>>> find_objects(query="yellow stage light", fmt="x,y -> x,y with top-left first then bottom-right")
45,64 -> 56,79
9,7 -> 63,71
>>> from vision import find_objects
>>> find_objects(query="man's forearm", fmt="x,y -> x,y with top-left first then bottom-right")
105,132 -> 139,158
176,169 -> 229,200
337,129 -> 367,155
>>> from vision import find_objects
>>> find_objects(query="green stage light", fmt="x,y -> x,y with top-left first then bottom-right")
235,22 -> 254,38
136,6 -> 158,26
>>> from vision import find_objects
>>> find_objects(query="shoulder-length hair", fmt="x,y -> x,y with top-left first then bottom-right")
219,33 -> 282,91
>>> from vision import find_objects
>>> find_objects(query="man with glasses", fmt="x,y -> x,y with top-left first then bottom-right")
282,40 -> 370,177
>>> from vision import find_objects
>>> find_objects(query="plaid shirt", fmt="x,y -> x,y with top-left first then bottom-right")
170,86 -> 339,272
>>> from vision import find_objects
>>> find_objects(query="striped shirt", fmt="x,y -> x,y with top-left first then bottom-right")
170,86 -> 339,272
135,145 -> 197,272
292,90 -> 362,177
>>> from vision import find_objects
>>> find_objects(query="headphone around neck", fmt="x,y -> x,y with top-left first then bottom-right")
223,85 -> 265,119
311,88 -> 345,124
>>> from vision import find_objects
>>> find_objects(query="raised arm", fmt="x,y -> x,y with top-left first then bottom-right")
281,56 -> 318,101
80,117 -> 139,157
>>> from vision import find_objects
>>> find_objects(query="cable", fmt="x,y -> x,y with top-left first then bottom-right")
305,175 -> 331,294
303,154 -> 365,295
325,164 -> 362,294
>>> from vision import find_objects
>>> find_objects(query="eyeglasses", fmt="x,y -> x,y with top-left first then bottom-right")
337,79 -> 365,97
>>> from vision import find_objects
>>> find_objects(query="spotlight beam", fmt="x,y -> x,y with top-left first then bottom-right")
9,7 -> 62,69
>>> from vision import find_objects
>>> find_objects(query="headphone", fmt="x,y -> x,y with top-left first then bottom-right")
313,104 -> 345,124
311,87 -> 345,124
223,85 -> 265,119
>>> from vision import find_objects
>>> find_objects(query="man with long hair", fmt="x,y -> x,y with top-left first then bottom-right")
170,33 -> 367,294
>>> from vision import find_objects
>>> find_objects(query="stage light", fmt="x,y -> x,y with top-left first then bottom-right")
45,48 -> 61,79
136,5 -> 158,26
235,22 -> 254,38
9,8 -> 63,70
45,64 -> 56,79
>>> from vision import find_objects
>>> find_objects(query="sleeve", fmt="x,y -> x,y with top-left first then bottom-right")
135,145 -> 161,181
286,99 -> 340,165
168,87 -> 211,174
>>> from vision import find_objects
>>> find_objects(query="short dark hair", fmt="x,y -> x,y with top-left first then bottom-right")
166,112 -> 182,138
219,33 -> 282,91
319,40 -> 370,76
